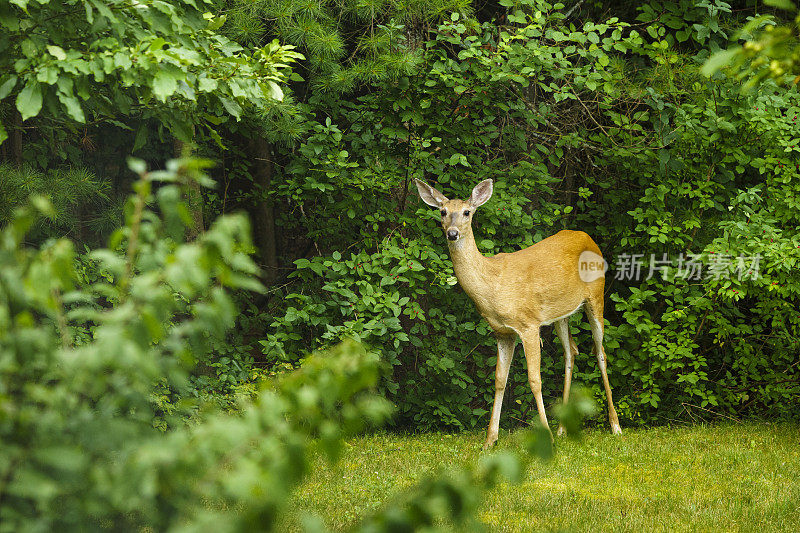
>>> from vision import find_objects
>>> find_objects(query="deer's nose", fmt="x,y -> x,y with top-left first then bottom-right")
447,229 -> 459,241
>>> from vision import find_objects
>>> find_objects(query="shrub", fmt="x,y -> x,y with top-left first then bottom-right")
0,156 -> 579,531
0,158 -> 395,530
259,1 -> 800,429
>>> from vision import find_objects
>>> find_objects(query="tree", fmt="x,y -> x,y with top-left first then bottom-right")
0,0 -> 301,144
213,0 -> 470,280
0,0 -> 302,245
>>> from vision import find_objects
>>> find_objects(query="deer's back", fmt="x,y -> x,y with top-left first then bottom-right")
475,230 -> 604,331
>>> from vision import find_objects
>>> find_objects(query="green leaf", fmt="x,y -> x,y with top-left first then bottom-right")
205,12 -> 226,31
694,23 -> 710,43
0,120 -> 6,145
36,66 -> 58,85
526,425 -> 554,461
764,0 -> 797,10
170,119 -> 193,143
132,125 -> 148,152
46,45 -> 67,60
479,452 -> 522,484
701,47 -> 741,77
127,157 -> 147,175
57,92 -> 85,122
508,11 -> 526,23
152,69 -> 181,102
198,77 -> 218,92
0,75 -> 18,100
16,81 -> 42,121
265,80 -> 283,100
88,0 -> 116,22
220,97 -> 242,119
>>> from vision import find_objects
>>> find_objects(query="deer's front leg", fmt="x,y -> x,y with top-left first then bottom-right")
521,326 -> 553,440
483,335 -> 515,450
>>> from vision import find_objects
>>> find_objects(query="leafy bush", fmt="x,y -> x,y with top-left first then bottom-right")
0,158 -> 391,530
2,0 -> 797,443
0,156 -> 583,531
0,0 -> 302,143
258,0 -> 800,430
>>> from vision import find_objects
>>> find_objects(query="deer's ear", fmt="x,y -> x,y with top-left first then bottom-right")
470,179 -> 493,208
414,179 -> 448,207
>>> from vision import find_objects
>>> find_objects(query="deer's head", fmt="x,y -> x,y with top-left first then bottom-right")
414,179 -> 493,243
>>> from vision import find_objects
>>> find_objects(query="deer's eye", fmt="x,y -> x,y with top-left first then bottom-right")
440,209 -> 447,216
463,210 -> 470,217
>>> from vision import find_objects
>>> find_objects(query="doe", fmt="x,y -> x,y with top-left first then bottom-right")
415,178 -> 622,449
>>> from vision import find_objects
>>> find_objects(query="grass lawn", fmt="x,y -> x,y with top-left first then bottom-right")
284,423 -> 800,532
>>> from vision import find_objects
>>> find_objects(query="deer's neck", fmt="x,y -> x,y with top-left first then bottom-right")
448,231 -> 492,299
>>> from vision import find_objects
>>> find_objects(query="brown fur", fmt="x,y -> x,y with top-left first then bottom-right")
415,178 -> 622,448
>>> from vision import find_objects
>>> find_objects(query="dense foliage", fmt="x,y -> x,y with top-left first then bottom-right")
1,0 -> 798,445
0,0 -> 301,143
253,0 -> 800,430
704,0 -> 800,88
0,158 -> 570,530
2,0 -> 799,528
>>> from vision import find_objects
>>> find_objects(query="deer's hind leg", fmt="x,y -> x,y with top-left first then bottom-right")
585,293 -> 622,435
554,318 -> 578,436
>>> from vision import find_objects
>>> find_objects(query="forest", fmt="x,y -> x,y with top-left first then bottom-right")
1,0 -> 799,530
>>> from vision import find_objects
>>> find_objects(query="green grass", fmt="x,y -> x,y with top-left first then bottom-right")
284,423 -> 800,532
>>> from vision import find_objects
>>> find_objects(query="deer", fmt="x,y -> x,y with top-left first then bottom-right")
414,177 -> 622,449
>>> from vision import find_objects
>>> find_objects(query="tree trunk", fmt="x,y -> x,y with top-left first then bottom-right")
174,137 -> 204,239
249,138 -> 279,284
